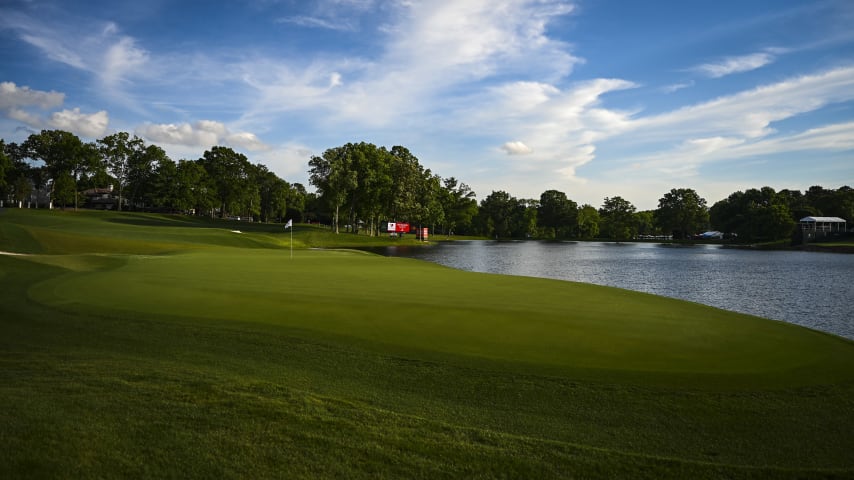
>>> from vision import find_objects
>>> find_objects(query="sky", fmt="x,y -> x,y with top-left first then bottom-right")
1,0 -> 853,210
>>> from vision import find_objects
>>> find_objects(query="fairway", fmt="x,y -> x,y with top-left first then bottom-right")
2,209 -> 854,479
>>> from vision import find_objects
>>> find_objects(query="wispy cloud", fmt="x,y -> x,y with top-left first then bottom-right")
277,15 -> 356,32
661,80 -> 694,93
692,52 -> 775,78
608,67 -> 854,178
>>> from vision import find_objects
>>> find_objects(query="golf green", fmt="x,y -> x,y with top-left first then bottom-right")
2,209 -> 853,478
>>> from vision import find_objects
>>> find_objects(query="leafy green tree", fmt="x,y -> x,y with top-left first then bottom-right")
309,145 -> 357,233
478,190 -> 523,238
24,130 -> 100,210
599,196 -> 637,241
387,145 -> 425,223
0,140 -> 9,203
654,188 -> 709,239
286,183 -> 308,223
127,144 -> 170,210
537,189 -> 577,239
577,204 -> 600,239
805,185 -> 854,222
256,164 -> 288,223
710,187 -> 795,242
2,142 -> 33,207
175,159 -> 214,215
439,177 -> 477,236
200,146 -> 256,219
150,157 -> 179,211
51,172 -> 77,209
98,132 -> 145,210
634,210 -> 657,237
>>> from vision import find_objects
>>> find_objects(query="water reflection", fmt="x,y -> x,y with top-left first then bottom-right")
378,241 -> 854,340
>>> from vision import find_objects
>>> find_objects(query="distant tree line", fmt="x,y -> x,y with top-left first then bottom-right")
0,130 -> 306,223
1,131 -> 851,242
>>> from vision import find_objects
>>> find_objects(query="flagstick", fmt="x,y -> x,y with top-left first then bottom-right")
290,224 -> 293,260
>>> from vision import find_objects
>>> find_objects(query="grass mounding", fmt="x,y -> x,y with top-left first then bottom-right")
2,209 -> 853,479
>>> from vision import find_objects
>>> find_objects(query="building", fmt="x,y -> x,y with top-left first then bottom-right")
82,186 -> 124,210
799,216 -> 847,242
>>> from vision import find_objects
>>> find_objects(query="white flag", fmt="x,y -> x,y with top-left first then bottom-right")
285,219 -> 293,229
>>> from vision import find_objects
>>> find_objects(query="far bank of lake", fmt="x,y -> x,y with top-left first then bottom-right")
377,241 -> 854,340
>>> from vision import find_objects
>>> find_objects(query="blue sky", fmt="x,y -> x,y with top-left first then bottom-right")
1,0 -> 852,210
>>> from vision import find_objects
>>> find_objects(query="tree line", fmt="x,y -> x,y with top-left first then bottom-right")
2,131 -> 851,242
0,130 -> 306,222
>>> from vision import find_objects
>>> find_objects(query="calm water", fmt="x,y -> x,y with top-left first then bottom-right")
378,241 -> 854,340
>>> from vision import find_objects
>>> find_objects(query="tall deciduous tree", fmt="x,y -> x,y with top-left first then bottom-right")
709,187 -> 795,241
478,190 -> 519,239
176,159 -> 214,215
309,145 -> 357,233
600,196 -> 636,241
439,177 -> 477,236
537,189 -> 578,239
0,140 -> 9,203
24,130 -> 99,210
654,188 -> 709,239
577,204 -> 600,239
199,146 -> 255,219
98,132 -> 144,211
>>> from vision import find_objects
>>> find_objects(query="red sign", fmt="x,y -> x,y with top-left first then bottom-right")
387,222 -> 410,233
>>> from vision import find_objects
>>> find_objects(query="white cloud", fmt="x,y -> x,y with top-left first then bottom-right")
501,141 -> 532,155
48,108 -> 109,138
277,15 -> 356,32
7,107 -> 42,126
226,132 -> 271,151
0,81 -> 110,138
692,52 -> 774,78
634,66 -> 854,140
240,0 -> 580,129
0,81 -> 65,109
661,81 -> 694,93
136,120 -> 269,151
602,67 -> 854,182
101,34 -> 150,87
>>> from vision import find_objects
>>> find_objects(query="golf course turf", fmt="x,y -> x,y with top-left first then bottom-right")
1,209 -> 853,478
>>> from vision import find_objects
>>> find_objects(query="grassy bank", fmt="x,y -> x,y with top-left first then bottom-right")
2,209 -> 853,478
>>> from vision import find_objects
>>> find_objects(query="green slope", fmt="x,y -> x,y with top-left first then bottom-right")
1,209 -> 853,479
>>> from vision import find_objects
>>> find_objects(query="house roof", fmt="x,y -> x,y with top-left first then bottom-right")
799,216 -> 846,223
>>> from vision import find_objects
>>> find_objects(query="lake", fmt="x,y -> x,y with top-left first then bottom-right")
376,241 -> 854,340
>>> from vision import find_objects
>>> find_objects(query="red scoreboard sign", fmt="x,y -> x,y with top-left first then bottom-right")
387,222 -> 410,233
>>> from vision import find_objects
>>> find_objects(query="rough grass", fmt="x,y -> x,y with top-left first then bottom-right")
1,209 -> 853,479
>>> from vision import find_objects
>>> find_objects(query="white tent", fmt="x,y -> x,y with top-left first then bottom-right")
799,216 -> 847,234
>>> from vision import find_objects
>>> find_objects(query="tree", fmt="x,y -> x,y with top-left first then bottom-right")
200,146 -> 256,219
537,189 -> 578,239
478,190 -> 524,238
0,140 -> 9,204
175,159 -> 214,215
577,204 -> 600,239
654,188 -> 709,239
256,164 -> 288,223
286,183 -> 308,223
2,142 -> 33,207
309,145 -> 357,233
439,177 -> 477,236
709,187 -> 795,242
98,132 -> 144,211
24,130 -> 99,210
599,196 -> 636,241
